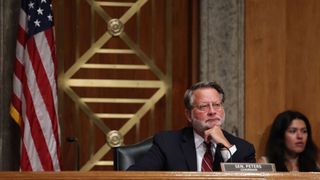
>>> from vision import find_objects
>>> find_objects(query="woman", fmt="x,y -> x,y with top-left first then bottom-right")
260,110 -> 319,172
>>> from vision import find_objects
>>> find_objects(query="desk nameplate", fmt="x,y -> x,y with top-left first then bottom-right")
221,163 -> 276,172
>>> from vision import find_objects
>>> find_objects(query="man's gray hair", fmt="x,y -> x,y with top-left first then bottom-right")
183,81 -> 225,110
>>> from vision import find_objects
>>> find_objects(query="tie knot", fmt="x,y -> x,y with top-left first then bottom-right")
204,142 -> 211,149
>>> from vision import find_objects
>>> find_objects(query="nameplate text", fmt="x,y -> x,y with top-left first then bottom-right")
221,163 -> 275,172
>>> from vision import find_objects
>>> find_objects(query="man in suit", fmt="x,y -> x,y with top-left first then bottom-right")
128,81 -> 256,171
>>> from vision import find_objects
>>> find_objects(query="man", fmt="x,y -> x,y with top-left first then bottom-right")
128,81 -> 256,171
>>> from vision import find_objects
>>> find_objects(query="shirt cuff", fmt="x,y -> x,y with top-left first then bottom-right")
220,145 -> 237,162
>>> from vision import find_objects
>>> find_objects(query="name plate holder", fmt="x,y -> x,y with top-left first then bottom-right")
221,163 -> 276,172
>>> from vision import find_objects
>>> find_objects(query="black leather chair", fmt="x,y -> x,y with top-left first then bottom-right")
113,137 -> 153,170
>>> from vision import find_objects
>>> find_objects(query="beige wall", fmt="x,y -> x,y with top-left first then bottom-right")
0,0 -> 20,171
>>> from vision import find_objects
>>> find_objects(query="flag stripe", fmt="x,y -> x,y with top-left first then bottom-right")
23,115 -> 43,171
29,33 -> 61,170
23,47 -> 55,170
13,61 -> 24,100
11,61 -> 24,125
43,29 -> 59,112
21,139 -> 32,170
17,26 -> 28,48
37,30 -> 61,169
30,32 -> 58,162
10,0 -> 61,171
17,9 -> 27,49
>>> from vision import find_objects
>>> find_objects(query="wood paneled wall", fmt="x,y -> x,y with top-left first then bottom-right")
245,0 -> 320,158
53,0 -> 198,170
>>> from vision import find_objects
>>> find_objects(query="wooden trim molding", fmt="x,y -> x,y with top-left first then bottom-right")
0,171 -> 319,180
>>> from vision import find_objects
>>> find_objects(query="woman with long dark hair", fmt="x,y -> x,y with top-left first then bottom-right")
260,110 -> 319,171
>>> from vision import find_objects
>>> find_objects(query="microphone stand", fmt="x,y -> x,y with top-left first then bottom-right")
66,137 -> 80,171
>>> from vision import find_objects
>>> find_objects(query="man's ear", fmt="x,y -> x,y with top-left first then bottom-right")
185,109 -> 192,123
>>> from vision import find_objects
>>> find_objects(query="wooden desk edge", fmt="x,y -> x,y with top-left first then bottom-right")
0,171 -> 319,180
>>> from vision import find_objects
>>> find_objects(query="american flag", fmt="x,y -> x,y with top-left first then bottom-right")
10,0 -> 61,171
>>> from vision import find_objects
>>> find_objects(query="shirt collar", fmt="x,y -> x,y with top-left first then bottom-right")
193,130 -> 204,149
193,130 -> 217,149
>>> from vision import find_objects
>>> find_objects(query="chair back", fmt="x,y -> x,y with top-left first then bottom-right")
113,137 -> 153,170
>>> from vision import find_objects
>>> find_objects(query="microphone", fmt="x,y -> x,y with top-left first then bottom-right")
217,143 -> 233,163
66,137 -> 80,170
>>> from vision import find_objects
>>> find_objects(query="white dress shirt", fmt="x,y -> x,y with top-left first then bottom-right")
193,130 -> 237,171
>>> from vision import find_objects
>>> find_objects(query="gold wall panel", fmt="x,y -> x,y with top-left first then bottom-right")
58,0 -> 172,171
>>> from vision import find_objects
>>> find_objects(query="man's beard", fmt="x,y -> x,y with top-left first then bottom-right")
190,113 -> 225,135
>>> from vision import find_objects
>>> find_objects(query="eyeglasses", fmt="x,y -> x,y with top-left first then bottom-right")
193,102 -> 223,112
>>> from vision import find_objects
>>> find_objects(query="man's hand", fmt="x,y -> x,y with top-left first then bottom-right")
204,126 -> 232,148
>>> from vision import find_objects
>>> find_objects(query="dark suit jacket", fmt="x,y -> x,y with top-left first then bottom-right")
128,127 -> 256,171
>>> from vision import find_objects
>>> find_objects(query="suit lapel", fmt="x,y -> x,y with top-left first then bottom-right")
181,127 -> 197,171
213,145 -> 223,171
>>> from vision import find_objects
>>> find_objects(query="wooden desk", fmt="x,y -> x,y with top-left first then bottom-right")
0,171 -> 319,180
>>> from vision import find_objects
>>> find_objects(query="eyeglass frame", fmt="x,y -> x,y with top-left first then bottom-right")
192,102 -> 224,112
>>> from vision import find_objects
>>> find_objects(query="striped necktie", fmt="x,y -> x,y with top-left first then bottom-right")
201,142 -> 214,171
